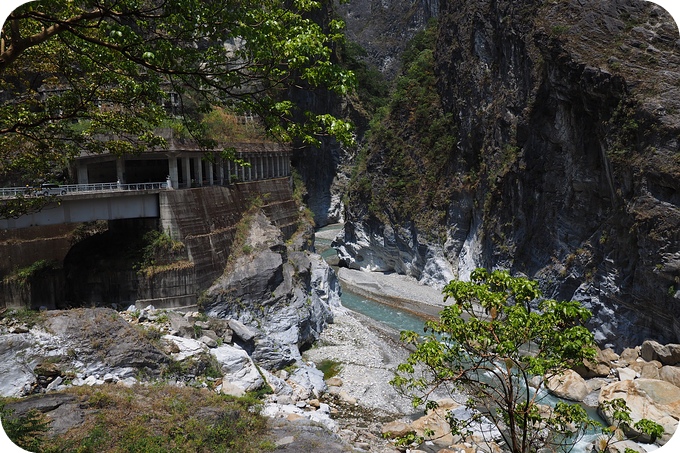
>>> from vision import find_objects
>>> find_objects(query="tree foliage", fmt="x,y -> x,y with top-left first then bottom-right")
391,268 -> 598,452
0,0 -> 355,189
392,268 -> 666,452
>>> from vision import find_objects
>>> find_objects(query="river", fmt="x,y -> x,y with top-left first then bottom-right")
314,223 -> 612,453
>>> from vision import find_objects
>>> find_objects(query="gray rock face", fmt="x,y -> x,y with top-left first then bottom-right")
203,212 -> 340,370
0,308 -> 169,397
338,0 -> 680,350
334,219 -> 455,288
44,308 -> 169,376
337,0 -> 439,80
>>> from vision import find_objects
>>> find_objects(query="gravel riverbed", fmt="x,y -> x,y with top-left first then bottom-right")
301,255 -> 458,452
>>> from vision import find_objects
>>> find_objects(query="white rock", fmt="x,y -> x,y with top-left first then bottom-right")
117,377 -> 138,387
617,367 -> 638,381
289,366 -> 327,398
46,376 -> 63,392
162,335 -> 208,361
211,344 -> 264,393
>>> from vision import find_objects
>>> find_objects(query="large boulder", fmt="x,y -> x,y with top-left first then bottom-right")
546,369 -> 589,401
211,344 -> 264,396
162,335 -> 208,361
410,399 -> 463,447
0,308 -> 170,397
640,340 -> 680,366
202,213 -> 339,369
619,347 -> 640,366
575,346 -> 617,378
599,379 -> 680,445
660,366 -> 680,389
44,308 -> 169,377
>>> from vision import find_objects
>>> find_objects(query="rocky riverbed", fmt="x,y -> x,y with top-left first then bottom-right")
2,261 -> 680,452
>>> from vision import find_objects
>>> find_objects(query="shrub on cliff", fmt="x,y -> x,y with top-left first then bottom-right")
391,268 -> 664,452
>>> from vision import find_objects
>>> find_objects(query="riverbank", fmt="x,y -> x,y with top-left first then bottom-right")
302,307 -> 425,452
336,267 -> 446,321
301,264 -> 463,452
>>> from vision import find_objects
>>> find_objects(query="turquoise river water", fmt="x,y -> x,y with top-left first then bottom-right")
314,224 -> 612,453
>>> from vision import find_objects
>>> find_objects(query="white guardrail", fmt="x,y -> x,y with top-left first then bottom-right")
0,182 -> 168,199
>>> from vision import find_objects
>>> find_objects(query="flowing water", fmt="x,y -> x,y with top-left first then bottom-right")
315,224 -> 425,334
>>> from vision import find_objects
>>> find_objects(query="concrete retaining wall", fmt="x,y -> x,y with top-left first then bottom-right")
143,178 -> 299,308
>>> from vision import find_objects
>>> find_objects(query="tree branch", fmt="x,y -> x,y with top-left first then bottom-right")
0,9 -> 107,73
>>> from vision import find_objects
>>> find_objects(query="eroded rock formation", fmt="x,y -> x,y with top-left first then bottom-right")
335,0 -> 680,349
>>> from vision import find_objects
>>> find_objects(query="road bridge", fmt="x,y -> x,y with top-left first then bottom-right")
0,182 -> 166,229
1,138 -> 292,230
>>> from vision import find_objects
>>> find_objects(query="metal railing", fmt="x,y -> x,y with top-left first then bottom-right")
0,182 -> 168,199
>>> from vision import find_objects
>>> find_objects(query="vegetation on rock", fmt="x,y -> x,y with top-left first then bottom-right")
347,20 -> 456,239
0,385 -> 274,453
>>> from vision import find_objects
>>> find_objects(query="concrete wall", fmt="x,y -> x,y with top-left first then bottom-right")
0,224 -> 77,277
0,178 -> 299,310
1,269 -> 65,310
143,177 -> 299,307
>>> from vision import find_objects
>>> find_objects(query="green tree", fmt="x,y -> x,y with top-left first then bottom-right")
594,398 -> 664,453
391,268 -> 598,452
0,0 -> 355,215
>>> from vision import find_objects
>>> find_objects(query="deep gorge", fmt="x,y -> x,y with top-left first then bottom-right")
320,0 -> 680,351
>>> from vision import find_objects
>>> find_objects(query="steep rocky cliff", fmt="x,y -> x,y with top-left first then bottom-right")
335,0 -> 680,350
293,0 -> 440,227
337,0 -> 439,80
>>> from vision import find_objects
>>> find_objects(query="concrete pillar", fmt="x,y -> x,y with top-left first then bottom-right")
77,162 -> 89,184
194,156 -> 203,186
217,158 -> 224,185
207,159 -> 214,186
259,155 -> 264,180
248,156 -> 253,181
182,157 -> 191,188
168,157 -> 179,189
116,158 -> 125,183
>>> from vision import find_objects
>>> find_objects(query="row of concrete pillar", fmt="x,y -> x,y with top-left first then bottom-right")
75,152 -> 291,188
168,152 -> 291,189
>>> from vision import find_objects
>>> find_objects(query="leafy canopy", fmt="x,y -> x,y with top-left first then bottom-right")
391,268 -> 598,453
0,0 -> 355,191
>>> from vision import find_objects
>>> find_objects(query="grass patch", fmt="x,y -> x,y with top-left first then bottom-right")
0,308 -> 46,328
317,359 -> 343,380
1,384 -> 275,453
